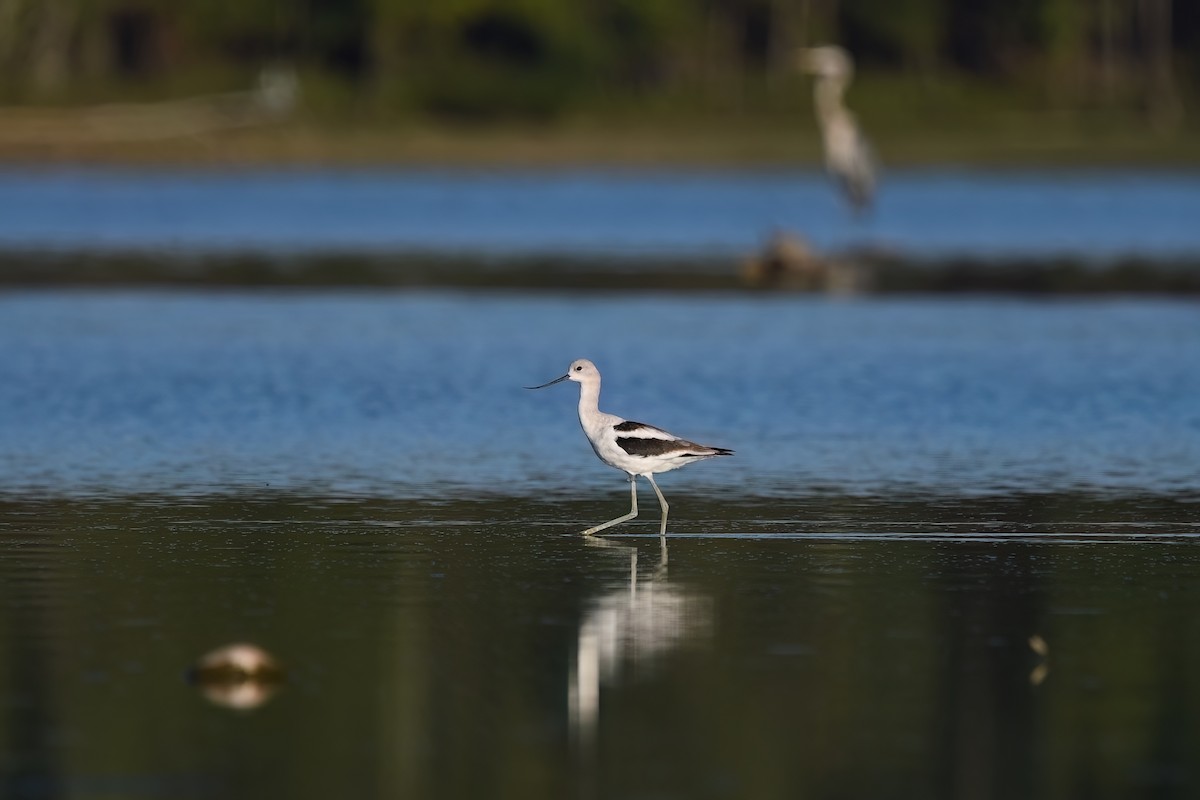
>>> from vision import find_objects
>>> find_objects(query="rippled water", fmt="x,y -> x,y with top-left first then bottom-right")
1,290 -> 1197,499
3,288 -> 1199,799
2,167 -> 1199,258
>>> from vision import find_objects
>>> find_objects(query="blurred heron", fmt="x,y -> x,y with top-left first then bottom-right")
798,45 -> 876,214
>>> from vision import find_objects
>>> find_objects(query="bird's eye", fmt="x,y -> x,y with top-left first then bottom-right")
574,365 -> 583,371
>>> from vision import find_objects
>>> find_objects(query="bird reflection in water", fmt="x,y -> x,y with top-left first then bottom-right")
569,538 -> 712,751
187,642 -> 284,711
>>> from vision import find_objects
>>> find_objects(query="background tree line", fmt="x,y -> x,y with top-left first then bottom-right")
0,0 -> 1192,127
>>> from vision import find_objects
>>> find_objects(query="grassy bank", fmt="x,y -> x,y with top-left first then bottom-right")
1,72 -> 1197,168
2,117 -> 1198,169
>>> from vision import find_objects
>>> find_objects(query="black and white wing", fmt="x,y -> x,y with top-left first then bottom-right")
612,420 -> 733,459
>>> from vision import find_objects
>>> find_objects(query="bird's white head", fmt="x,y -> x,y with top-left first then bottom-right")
797,45 -> 853,81
526,358 -> 600,390
565,358 -> 599,384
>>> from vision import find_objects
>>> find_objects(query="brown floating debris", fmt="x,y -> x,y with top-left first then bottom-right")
740,230 -> 873,294
188,642 -> 285,710
1028,634 -> 1050,687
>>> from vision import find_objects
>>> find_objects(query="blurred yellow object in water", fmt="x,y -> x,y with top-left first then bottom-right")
188,643 -> 285,711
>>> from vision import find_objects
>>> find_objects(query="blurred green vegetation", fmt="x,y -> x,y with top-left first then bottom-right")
0,0 -> 1196,163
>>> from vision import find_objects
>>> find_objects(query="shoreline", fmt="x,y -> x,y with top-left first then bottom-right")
1,118 -> 1198,170
2,247 -> 1198,295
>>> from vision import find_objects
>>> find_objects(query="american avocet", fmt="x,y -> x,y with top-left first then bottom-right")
527,358 -> 733,537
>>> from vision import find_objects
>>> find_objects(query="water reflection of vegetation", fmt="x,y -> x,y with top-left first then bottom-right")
1,492 -> 1198,798
3,489 -> 1198,533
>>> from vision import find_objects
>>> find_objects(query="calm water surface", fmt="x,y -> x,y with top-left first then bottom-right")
2,497 -> 1199,799
1,167 -> 1199,258
2,289 -> 1199,799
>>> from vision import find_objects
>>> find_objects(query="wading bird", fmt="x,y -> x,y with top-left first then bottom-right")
798,45 -> 876,214
527,359 -> 733,537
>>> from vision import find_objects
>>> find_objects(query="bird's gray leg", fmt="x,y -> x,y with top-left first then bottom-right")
581,475 -> 638,536
646,474 -> 669,537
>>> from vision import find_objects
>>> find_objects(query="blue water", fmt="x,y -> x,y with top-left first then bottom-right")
2,289 -> 1197,499
1,167 -> 1199,258
4,288 -> 1200,800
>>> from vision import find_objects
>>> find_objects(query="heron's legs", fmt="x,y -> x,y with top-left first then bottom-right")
581,476 -> 638,536
646,474 -> 670,537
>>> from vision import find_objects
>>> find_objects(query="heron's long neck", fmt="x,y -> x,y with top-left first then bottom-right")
577,379 -> 601,426
814,76 -> 849,130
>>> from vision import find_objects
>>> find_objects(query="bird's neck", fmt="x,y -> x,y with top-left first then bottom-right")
814,78 -> 848,128
576,379 -> 602,425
